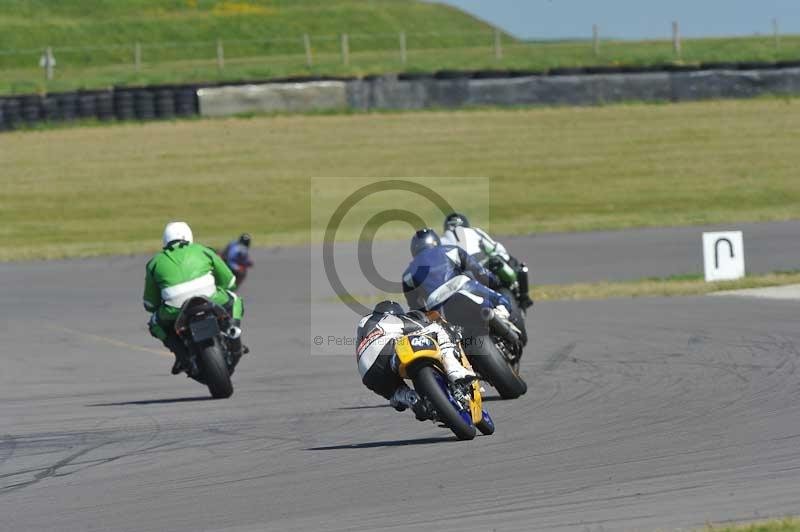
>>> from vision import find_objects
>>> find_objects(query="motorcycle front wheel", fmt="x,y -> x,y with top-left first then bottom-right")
411,366 -> 476,441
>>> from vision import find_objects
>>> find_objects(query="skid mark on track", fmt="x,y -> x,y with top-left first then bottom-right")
0,436 -> 16,468
45,324 -> 169,357
542,342 -> 576,372
0,415 -> 166,496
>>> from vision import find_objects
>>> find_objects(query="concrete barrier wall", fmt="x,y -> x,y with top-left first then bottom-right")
345,68 -> 800,111
198,68 -> 800,118
198,81 -> 348,117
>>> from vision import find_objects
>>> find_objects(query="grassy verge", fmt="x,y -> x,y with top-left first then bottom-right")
0,0 -> 799,94
702,518 -> 800,532
3,97 -> 800,261
534,272 -> 800,301
4,34 -> 800,95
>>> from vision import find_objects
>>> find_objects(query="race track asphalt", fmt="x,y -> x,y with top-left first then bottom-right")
2,223 -> 800,531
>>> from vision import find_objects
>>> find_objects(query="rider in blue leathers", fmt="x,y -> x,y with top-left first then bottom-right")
221,233 -> 254,285
401,228 -> 511,314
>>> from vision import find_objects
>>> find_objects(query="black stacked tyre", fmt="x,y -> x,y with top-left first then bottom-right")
20,95 -> 42,125
96,91 -> 114,121
155,89 -> 175,119
3,98 -> 22,130
42,96 -> 61,122
134,90 -> 155,120
78,93 -> 98,120
56,92 -> 79,122
114,90 -> 136,121
174,87 -> 198,117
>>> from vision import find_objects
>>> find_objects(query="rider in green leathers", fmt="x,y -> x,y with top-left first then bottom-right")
144,222 -> 245,374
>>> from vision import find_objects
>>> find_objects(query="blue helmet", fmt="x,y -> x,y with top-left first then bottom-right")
410,228 -> 440,257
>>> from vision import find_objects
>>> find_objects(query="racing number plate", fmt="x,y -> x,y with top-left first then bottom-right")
189,317 -> 220,342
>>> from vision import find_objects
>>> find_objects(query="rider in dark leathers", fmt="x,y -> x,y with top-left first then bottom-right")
356,300 -> 474,418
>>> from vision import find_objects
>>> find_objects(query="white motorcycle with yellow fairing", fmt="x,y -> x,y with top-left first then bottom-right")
395,333 -> 494,441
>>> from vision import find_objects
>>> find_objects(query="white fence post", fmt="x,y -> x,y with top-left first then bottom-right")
304,33 -> 313,68
494,28 -> 503,60
341,33 -> 350,65
399,31 -> 407,65
216,38 -> 225,71
592,24 -> 600,57
672,20 -> 682,58
134,42 -> 141,72
773,18 -> 780,50
41,46 -> 55,81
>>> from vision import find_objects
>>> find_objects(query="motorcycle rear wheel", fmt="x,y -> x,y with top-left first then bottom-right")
199,340 -> 233,399
468,335 -> 527,400
412,366 -> 476,441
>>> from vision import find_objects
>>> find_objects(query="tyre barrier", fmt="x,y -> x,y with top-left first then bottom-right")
0,86 -> 197,130
3,98 -> 22,129
114,90 -> 136,121
737,61 -> 777,71
78,93 -> 97,120
434,70 -> 472,80
155,89 -> 175,119
57,92 -> 79,121
174,86 -> 198,116
20,95 -> 42,124
134,90 -> 156,120
96,91 -> 114,121
42,96 -> 61,121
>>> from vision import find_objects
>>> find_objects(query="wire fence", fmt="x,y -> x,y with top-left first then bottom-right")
2,24 -> 799,95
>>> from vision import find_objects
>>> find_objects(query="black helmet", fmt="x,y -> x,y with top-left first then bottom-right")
239,233 -> 252,247
374,300 -> 405,316
410,228 -> 440,257
444,212 -> 470,231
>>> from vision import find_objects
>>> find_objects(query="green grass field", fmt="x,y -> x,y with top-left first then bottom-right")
2,97 -> 799,261
702,518 -> 800,532
0,0 -> 799,95
534,272 -> 800,301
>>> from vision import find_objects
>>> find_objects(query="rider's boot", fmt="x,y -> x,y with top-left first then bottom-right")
389,384 -> 419,412
164,337 -> 191,375
390,385 -> 434,421
170,354 -> 184,375
517,263 -> 533,310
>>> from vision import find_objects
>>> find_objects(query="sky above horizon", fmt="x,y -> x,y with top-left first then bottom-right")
438,1 -> 800,40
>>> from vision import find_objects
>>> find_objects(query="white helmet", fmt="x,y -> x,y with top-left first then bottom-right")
162,221 -> 193,247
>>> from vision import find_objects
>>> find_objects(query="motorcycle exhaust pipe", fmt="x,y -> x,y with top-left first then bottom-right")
481,307 -> 520,345
226,326 -> 242,340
